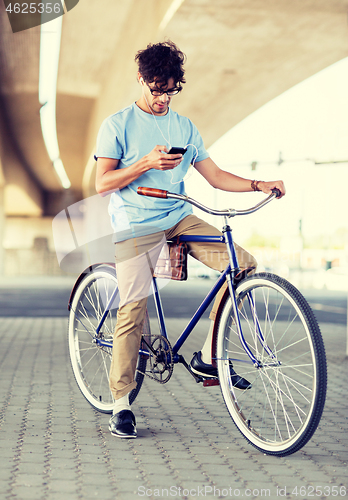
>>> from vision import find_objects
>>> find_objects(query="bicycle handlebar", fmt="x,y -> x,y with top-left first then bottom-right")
137,186 -> 280,218
137,186 -> 169,198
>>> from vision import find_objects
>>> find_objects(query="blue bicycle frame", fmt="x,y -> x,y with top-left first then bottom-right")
94,228 -> 265,368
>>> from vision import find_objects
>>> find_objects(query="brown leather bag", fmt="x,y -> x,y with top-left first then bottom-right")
154,240 -> 188,281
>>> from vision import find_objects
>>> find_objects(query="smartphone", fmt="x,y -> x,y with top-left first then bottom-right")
168,147 -> 187,156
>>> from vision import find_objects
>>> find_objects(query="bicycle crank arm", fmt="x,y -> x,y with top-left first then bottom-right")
177,355 -> 205,383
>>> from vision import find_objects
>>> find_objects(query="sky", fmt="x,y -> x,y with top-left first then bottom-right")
185,57 -> 348,248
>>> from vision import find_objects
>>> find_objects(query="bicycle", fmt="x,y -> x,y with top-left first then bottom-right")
67,187 -> 327,456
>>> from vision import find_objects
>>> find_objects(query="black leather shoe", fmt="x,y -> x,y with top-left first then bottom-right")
190,351 -> 252,390
109,410 -> 137,438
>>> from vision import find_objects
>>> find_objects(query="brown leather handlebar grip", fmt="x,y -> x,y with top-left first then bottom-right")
137,187 -> 168,198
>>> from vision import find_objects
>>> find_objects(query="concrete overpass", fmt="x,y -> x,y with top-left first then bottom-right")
0,0 -> 347,273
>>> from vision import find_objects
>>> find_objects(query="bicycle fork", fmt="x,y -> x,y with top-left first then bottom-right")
223,219 -> 278,368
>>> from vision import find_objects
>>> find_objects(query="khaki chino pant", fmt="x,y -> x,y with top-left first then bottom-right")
109,215 -> 257,400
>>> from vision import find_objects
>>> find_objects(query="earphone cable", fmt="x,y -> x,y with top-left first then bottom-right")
143,90 -> 171,148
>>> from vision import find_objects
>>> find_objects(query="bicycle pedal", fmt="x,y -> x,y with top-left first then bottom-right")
203,379 -> 220,387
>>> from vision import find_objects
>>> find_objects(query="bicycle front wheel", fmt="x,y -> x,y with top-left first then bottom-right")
216,272 -> 327,456
68,265 -> 148,413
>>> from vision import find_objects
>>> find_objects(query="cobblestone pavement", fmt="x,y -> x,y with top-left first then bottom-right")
0,317 -> 347,500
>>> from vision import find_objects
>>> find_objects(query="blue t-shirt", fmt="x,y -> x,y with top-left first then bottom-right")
95,102 -> 209,242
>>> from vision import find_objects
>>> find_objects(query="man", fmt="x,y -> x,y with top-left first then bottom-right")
95,41 -> 285,439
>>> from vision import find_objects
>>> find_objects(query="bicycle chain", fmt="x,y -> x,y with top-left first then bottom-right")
138,335 -> 174,384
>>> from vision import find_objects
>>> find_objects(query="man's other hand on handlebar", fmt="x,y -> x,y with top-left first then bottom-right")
257,180 -> 286,199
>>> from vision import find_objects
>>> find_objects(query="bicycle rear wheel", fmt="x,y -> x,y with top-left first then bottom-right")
68,265 -> 148,413
216,272 -> 327,456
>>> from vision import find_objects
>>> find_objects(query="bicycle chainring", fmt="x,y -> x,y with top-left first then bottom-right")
140,334 -> 173,384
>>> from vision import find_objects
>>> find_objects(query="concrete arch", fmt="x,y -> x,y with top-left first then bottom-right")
1,0 -> 348,208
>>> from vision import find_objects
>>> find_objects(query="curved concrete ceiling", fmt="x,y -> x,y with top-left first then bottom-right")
0,0 -> 347,214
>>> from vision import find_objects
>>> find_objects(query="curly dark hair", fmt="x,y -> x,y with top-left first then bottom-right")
135,40 -> 186,89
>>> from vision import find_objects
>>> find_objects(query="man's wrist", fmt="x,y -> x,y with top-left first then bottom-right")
137,155 -> 152,173
251,180 -> 264,192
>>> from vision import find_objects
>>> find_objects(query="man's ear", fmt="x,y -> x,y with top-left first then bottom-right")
137,72 -> 144,85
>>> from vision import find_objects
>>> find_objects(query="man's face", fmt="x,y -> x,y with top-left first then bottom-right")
141,77 -> 177,116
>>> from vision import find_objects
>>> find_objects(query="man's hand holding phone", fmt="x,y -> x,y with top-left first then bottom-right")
145,145 -> 186,171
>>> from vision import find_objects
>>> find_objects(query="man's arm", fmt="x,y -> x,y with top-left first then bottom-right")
95,145 -> 183,196
194,157 -> 286,198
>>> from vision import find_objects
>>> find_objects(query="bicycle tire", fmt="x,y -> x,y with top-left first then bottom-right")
216,272 -> 327,456
68,265 -> 148,413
